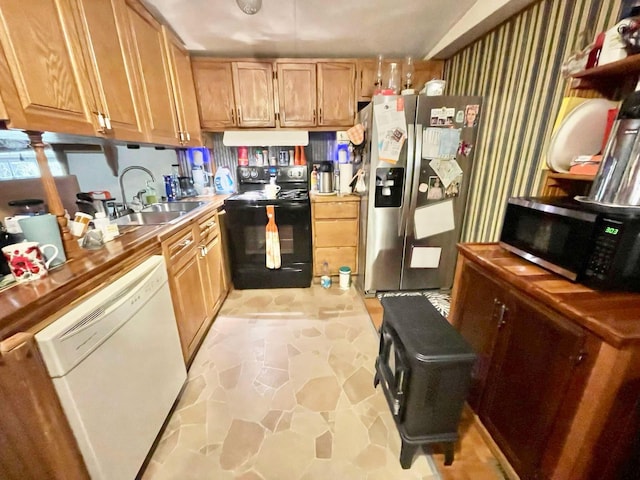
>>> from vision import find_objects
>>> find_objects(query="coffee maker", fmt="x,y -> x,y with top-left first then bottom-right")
586,91 -> 640,207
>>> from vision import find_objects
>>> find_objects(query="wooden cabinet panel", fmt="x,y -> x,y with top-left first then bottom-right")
480,289 -> 586,480
356,58 -> 444,100
356,59 -> 378,100
451,263 -> 503,410
317,62 -> 355,127
314,201 -> 358,219
192,59 -> 236,129
313,246 -> 356,275
200,234 -> 224,317
125,0 -> 179,145
315,219 -> 358,247
412,61 -> 444,94
276,62 -> 316,127
71,0 -> 146,142
163,27 -> 202,146
0,0 -> 95,134
232,61 -> 275,127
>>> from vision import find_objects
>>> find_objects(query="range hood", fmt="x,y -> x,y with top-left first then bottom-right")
222,130 -> 309,147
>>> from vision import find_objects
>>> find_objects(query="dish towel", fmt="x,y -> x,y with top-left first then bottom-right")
265,205 -> 281,269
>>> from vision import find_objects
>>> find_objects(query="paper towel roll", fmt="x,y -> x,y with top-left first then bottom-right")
339,163 -> 353,194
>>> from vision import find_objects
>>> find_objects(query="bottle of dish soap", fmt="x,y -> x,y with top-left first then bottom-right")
145,181 -> 157,204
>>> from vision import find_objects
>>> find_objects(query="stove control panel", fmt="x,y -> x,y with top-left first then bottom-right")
238,166 -> 308,184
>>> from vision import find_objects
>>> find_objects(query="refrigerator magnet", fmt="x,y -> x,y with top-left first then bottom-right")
445,174 -> 462,198
458,141 -> 473,156
464,105 -> 480,127
418,182 -> 428,193
455,110 -> 464,124
426,176 -> 444,200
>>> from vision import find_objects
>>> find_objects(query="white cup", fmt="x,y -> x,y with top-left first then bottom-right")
265,184 -> 281,199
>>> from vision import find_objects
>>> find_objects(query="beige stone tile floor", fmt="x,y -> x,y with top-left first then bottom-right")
141,285 -> 441,480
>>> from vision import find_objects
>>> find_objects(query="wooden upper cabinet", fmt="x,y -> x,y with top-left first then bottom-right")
317,61 -> 355,127
276,62 -> 317,127
191,59 -> 236,130
125,0 -> 180,146
232,62 -> 275,127
163,27 -> 202,147
0,0 -> 96,135
357,58 -> 445,100
70,0 -> 147,142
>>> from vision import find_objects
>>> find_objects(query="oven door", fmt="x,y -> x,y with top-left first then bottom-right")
224,201 -> 312,288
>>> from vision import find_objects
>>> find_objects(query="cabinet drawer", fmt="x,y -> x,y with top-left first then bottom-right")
314,247 -> 357,275
314,201 -> 358,219
198,211 -> 220,244
164,226 -> 196,270
315,219 -> 358,247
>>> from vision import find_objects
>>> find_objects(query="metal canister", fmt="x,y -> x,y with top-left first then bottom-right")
278,150 -> 289,166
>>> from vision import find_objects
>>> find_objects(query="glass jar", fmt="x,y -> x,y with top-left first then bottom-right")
387,62 -> 400,94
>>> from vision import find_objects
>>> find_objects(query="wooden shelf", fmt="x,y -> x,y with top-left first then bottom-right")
540,170 -> 594,197
546,171 -> 595,182
572,54 -> 640,79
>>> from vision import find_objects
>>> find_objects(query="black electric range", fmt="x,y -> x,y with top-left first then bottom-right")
223,165 -> 312,289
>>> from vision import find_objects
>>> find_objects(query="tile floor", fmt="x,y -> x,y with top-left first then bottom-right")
141,285 -> 442,479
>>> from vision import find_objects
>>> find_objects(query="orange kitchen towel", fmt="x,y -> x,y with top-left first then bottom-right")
265,205 -> 281,269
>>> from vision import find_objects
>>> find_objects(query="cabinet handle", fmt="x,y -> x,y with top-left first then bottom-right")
497,303 -> 508,329
95,112 -> 106,132
319,107 -> 323,124
199,245 -> 207,257
186,132 -> 191,142
231,108 -> 236,124
359,69 -> 363,91
572,351 -> 587,365
201,221 -> 216,234
313,109 -> 316,124
104,115 -> 112,131
237,107 -> 241,123
178,239 -> 192,251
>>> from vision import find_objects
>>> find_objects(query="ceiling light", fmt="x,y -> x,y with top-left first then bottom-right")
236,0 -> 261,15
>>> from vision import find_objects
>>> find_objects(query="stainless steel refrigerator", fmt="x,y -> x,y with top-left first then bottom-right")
356,94 -> 482,294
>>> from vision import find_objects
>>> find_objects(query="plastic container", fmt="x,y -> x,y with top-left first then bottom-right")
214,167 -> 236,194
238,146 -> 249,166
339,266 -> 351,290
321,261 -> 331,288
92,212 -> 114,242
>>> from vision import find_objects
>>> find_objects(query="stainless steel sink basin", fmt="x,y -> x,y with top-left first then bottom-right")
141,201 -> 205,213
113,211 -> 187,226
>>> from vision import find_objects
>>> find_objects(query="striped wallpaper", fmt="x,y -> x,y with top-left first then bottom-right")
444,0 -> 622,242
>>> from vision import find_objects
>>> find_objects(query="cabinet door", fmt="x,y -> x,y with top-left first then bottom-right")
170,252 -> 207,360
451,263 -> 503,410
356,59 -> 378,101
0,0 -> 96,134
125,0 -> 179,146
412,60 -> 444,94
317,62 -> 355,127
192,59 -> 236,130
276,62 -> 316,127
163,27 -> 202,147
232,61 -> 275,127
480,290 -> 586,480
200,234 -> 224,317
71,0 -> 147,142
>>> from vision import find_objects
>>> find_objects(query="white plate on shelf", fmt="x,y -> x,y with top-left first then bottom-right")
546,98 -> 618,173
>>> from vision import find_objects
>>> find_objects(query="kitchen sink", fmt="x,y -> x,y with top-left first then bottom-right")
141,201 -> 205,213
113,211 -> 187,226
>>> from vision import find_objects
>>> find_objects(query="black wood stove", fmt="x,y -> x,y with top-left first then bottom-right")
374,295 -> 476,469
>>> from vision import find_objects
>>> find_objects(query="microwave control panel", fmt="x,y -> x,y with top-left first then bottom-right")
585,218 -> 624,279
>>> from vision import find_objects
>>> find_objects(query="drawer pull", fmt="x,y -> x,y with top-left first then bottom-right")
177,239 -> 192,250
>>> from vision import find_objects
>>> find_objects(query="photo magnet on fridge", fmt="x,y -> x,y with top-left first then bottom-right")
426,176 -> 444,200
445,174 -> 462,198
455,110 -> 464,124
464,104 -> 480,127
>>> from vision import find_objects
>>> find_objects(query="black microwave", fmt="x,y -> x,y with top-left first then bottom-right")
499,197 -> 640,291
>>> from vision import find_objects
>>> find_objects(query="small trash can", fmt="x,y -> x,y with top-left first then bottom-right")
339,266 -> 351,290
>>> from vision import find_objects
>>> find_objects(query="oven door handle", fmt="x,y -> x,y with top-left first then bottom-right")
226,202 -> 310,210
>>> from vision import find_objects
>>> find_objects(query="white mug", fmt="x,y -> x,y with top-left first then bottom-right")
265,183 -> 281,199
2,241 -> 60,283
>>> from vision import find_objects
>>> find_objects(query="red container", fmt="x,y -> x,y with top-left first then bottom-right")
238,146 -> 249,166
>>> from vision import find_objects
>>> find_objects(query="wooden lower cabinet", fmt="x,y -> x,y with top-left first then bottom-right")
311,194 -> 359,276
450,244 -> 640,480
163,209 -> 227,364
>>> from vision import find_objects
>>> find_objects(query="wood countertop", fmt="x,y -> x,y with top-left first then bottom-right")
458,243 -> 640,348
310,193 -> 361,203
0,195 -> 228,341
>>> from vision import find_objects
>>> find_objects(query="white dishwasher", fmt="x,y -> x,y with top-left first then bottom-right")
35,255 -> 187,480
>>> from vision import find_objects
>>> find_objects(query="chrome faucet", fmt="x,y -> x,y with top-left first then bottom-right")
118,166 -> 156,211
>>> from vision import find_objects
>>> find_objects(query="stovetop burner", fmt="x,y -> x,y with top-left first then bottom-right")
226,188 -> 309,204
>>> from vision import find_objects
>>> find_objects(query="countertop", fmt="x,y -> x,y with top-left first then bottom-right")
0,195 -> 228,342
310,192 -> 361,203
458,243 -> 640,348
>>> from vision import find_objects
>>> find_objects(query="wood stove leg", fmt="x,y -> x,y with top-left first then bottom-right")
373,372 -> 380,388
444,442 -> 454,466
399,440 -> 417,469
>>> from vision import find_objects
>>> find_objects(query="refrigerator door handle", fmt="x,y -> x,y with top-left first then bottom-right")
407,123 -> 424,231
400,123 -> 416,237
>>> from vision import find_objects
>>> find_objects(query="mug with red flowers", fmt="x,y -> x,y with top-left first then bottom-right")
1,241 -> 59,283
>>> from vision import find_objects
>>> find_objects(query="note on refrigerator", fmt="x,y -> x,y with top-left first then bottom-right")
422,128 -> 461,160
410,247 -> 442,268
414,199 -> 455,239
374,98 -> 406,163
429,159 -> 463,188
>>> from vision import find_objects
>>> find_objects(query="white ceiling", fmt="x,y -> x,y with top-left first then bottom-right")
144,0 -> 537,60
